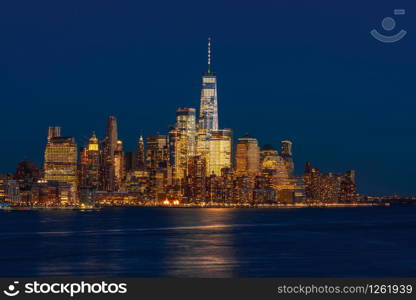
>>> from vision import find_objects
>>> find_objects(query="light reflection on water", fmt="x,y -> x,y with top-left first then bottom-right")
162,209 -> 238,277
0,206 -> 416,277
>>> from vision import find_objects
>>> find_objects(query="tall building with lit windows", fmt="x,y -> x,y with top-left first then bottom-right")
199,37 -> 218,131
101,116 -> 119,191
146,135 -> 169,170
43,129 -> 78,203
259,144 -> 294,203
196,129 -> 210,159
207,129 -> 232,176
114,140 -> 124,188
137,135 -> 145,170
196,37 -> 226,174
79,132 -> 100,188
235,135 -> 260,176
171,108 -> 196,179
281,140 -> 294,177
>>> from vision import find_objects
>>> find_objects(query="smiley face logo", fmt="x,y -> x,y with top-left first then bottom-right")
371,9 -> 407,43
3,281 -> 20,297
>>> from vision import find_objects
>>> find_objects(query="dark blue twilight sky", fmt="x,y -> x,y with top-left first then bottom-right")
0,1 -> 414,195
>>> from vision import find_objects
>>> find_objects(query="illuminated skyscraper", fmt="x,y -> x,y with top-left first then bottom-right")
185,155 -> 207,202
101,116 -> 119,191
146,135 -> 169,170
171,108 -> 196,179
137,135 -> 145,170
43,130 -> 78,203
259,144 -> 294,202
304,162 -> 358,203
114,140 -> 124,188
196,37 -> 226,174
235,135 -> 260,176
207,129 -> 232,176
80,132 -> 100,188
0,174 -> 19,203
199,37 -> 218,131
106,116 -> 118,155
280,140 -> 294,177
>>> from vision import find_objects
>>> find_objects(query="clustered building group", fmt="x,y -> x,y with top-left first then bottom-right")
0,39 -> 358,207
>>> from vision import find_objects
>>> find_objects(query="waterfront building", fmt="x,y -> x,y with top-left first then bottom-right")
338,170 -> 359,203
195,37 -> 224,175
20,180 -> 72,206
0,174 -> 19,203
43,130 -> 78,203
259,144 -> 295,203
294,176 -> 306,203
303,162 -> 358,203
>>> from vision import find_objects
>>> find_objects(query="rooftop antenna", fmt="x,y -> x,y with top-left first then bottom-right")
208,36 -> 212,73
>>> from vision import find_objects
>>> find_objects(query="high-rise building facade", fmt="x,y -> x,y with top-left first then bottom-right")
280,140 -> 294,177
260,144 -> 279,171
114,140 -> 124,188
281,140 -> 292,156
195,37 -> 231,178
79,132 -> 100,188
198,37 -> 218,131
207,129 -> 232,176
43,130 -> 78,203
146,135 -> 169,170
259,144 -> 295,203
235,135 -> 260,176
171,108 -> 196,179
303,162 -> 358,203
106,116 -> 118,155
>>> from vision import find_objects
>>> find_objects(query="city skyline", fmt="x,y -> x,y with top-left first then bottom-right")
0,34 -> 412,196
0,1 -> 415,195
0,37 -> 364,208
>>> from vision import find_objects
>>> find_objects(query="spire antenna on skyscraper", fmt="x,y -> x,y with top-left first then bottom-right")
199,36 -> 218,131
208,36 -> 212,73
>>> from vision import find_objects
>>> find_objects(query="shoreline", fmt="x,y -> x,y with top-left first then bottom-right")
0,202 -> 391,210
